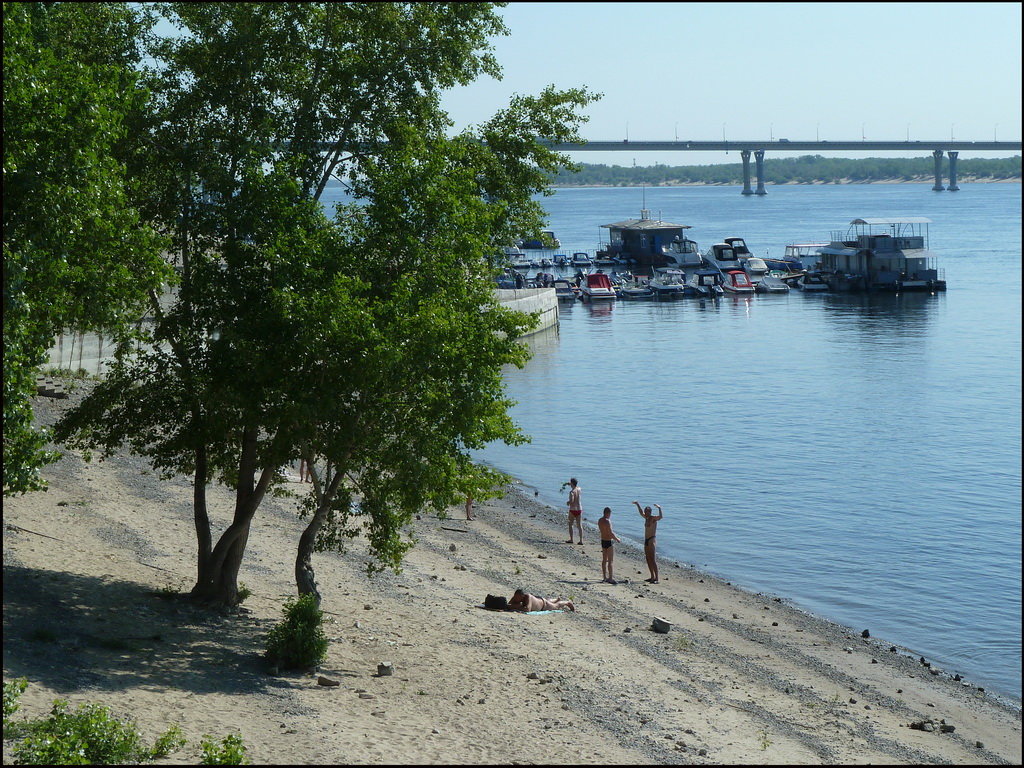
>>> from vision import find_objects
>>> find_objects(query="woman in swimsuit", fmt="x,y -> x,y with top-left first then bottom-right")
509,589 -> 575,612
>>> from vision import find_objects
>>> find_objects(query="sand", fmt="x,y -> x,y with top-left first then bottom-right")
4,389 -> 1021,765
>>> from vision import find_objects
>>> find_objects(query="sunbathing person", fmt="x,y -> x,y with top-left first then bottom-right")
508,588 -> 575,612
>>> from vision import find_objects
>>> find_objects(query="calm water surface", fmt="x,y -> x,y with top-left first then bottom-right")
477,183 -> 1022,701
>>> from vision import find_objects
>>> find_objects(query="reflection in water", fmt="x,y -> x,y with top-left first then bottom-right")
819,292 -> 943,339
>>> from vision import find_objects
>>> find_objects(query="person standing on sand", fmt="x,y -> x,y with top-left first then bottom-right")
633,501 -> 664,583
597,506 -> 621,584
465,495 -> 475,521
565,477 -> 583,544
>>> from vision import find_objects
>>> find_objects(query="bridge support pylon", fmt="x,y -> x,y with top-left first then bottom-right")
740,150 -> 753,195
931,149 -> 945,191
754,149 -> 767,195
947,150 -> 960,191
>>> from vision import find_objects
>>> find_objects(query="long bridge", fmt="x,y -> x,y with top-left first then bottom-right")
537,139 -> 1022,194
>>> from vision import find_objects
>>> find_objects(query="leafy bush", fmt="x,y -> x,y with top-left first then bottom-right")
9,695 -> 184,765
199,733 -> 248,765
3,677 -> 28,727
264,593 -> 328,669
12,699 -> 142,764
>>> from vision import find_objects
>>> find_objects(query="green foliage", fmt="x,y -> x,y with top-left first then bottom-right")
55,1 -> 596,606
5,683 -> 185,764
12,699 -> 142,765
551,155 -> 1022,186
148,723 -> 186,759
199,733 -> 248,765
264,594 -> 328,669
3,677 -> 28,727
3,2 -> 172,495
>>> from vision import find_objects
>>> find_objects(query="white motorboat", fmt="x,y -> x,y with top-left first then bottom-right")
687,269 -> 725,297
648,268 -> 689,299
571,252 -> 593,268
755,274 -> 791,293
552,278 -> 580,301
580,271 -> 616,301
742,256 -> 770,284
796,272 -> 829,291
721,269 -> 756,294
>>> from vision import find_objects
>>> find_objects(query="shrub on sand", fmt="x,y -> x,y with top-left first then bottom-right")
264,593 -> 328,669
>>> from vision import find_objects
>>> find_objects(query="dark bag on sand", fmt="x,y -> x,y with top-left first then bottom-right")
484,594 -> 508,610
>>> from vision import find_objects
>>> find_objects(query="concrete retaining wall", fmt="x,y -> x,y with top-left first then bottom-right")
494,287 -> 559,337
42,288 -> 559,377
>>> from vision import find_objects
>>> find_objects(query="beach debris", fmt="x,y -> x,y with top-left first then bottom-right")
651,616 -> 672,634
377,661 -> 394,676
449,544 -> 457,552
909,718 -> 954,733
317,675 -> 340,687
358,693 -> 375,699
527,672 -> 540,679
861,628 -> 870,637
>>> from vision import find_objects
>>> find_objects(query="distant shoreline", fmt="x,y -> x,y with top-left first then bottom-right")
552,177 -> 1022,188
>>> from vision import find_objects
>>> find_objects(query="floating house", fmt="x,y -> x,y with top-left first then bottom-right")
597,209 -> 695,268
816,217 -> 946,292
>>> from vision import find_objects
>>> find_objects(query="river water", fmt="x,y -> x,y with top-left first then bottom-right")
476,182 -> 1022,702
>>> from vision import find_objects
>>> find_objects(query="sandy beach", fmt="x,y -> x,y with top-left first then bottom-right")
4,388 -> 1021,765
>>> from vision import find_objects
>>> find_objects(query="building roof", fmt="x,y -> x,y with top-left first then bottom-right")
601,218 -> 691,230
849,217 -> 932,225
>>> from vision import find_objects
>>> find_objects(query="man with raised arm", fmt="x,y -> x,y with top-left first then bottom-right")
634,501 -> 664,583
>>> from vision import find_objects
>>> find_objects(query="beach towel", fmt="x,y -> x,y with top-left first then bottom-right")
476,605 -> 564,615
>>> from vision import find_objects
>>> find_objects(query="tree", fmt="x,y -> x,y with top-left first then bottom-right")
3,2 -> 172,496
55,2 -> 596,607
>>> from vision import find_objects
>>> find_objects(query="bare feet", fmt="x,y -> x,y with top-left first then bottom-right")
565,601 -> 576,612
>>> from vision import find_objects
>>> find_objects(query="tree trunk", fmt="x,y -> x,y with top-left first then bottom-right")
190,428 -> 271,606
191,442 -> 213,590
295,471 -> 343,606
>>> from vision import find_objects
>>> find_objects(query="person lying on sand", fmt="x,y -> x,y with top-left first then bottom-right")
508,588 -> 575,612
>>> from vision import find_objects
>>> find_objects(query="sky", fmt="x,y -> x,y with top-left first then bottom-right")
440,2 -> 1023,166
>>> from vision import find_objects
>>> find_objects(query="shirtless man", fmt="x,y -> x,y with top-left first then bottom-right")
633,501 -> 664,583
508,588 -> 575,612
565,477 -> 583,545
597,507 -> 621,584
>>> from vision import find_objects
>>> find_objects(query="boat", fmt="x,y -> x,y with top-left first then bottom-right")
664,235 -> 704,269
687,269 -> 725,297
520,229 -> 560,249
571,252 -> 593,268
648,268 -> 689,299
721,269 -> 756,294
796,271 -> 830,291
579,271 -> 616,301
552,278 -> 580,301
537,256 -> 553,268
597,209 -> 695,267
702,241 -> 744,272
815,217 -> 946,292
741,256 -> 770,284
617,278 -> 656,300
552,254 -> 570,267
755,274 -> 791,294
508,253 -> 534,270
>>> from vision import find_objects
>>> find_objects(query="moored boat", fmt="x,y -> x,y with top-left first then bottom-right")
815,217 -> 946,292
687,269 -> 725,297
580,271 -> 616,301
571,252 -> 593,268
648,268 -> 689,299
722,269 -> 756,294
755,274 -> 791,293
552,277 -> 580,301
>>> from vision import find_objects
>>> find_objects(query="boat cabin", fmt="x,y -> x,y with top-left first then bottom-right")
817,217 -> 945,291
598,209 -> 693,267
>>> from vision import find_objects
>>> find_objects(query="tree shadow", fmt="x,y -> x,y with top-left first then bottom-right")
2,564 -> 299,698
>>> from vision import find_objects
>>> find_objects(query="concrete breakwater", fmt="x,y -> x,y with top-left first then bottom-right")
43,288 -> 558,377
